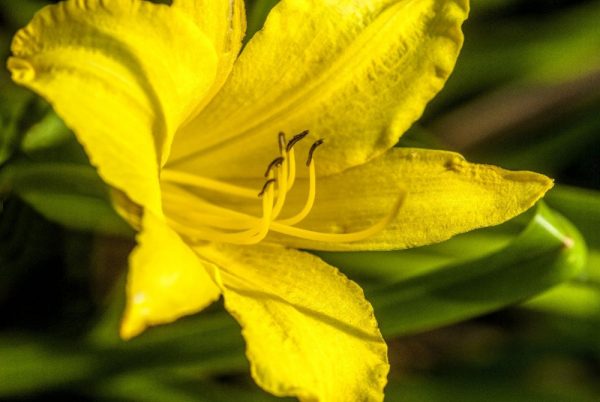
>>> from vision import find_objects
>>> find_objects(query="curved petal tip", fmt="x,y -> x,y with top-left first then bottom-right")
7,57 -> 35,82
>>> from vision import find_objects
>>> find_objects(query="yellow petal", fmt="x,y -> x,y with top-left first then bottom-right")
197,243 -> 388,402
121,212 -> 220,340
171,0 -> 246,83
168,0 -> 469,179
171,0 -> 246,123
172,0 -> 246,51
269,148 -> 553,251
8,0 -> 218,212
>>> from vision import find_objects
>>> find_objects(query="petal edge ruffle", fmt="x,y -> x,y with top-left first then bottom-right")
197,243 -> 388,402
169,0 -> 469,180
8,0 -> 218,213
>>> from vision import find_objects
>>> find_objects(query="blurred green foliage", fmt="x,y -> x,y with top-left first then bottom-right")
1,0 -> 599,400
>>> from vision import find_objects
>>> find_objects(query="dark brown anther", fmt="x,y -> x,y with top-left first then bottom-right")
258,179 -> 277,198
306,139 -> 324,166
264,156 -> 285,177
286,130 -> 309,153
278,132 -> 287,153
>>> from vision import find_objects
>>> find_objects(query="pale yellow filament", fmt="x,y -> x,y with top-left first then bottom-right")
161,169 -> 257,199
161,135 -> 404,245
163,194 -> 253,230
271,157 -> 288,219
286,147 -> 297,191
160,182 -> 257,229
165,175 -> 275,245
270,191 -> 405,243
277,161 -> 316,226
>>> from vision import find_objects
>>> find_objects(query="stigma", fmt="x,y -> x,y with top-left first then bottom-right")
159,131 -> 403,245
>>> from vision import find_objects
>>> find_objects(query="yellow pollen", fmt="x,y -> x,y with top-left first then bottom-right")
160,132 -> 403,245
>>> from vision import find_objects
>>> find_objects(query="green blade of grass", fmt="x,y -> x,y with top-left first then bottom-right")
368,203 -> 586,337
0,162 -> 131,236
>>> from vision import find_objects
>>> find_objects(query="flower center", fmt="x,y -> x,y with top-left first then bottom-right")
160,131 -> 403,245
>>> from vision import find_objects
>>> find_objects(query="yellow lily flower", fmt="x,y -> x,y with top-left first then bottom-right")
8,0 -> 552,400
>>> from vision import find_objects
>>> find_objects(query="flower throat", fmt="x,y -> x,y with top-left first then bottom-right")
160,131 -> 403,245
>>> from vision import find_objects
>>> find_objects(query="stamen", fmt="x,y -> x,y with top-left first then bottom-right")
264,156 -> 285,177
161,169 -> 257,199
258,179 -> 277,198
281,131 -> 306,192
245,181 -> 275,243
307,139 -> 324,166
286,130 -> 309,153
271,192 -> 406,243
163,188 -> 256,230
272,155 -> 288,219
286,148 -> 297,191
166,175 -> 276,245
166,185 -> 274,245
278,132 -> 287,153
277,160 -> 316,226
163,131 -> 404,248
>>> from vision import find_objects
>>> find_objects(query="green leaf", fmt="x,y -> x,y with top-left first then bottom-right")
0,85 -> 34,165
363,203 -> 586,337
0,162 -> 132,236
20,110 -> 73,153
0,313 -> 246,397
318,219 -> 523,283
0,337 -> 100,396
546,185 -> 600,249
546,185 -> 600,282
93,373 -> 288,402
525,283 -> 600,320
245,0 -> 279,41
521,185 -> 600,319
